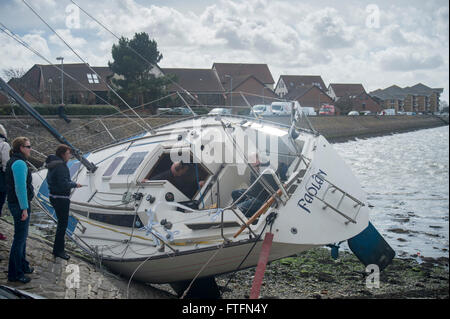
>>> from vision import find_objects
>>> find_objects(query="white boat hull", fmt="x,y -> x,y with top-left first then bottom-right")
102,240 -> 315,283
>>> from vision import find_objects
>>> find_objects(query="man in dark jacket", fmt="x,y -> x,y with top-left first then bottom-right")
45,144 -> 82,260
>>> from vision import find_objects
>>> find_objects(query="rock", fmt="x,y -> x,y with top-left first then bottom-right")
388,228 -> 410,234
316,272 -> 335,283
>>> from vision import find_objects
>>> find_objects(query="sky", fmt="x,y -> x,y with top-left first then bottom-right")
0,0 -> 448,102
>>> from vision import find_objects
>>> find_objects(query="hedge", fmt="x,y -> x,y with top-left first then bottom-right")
0,104 -> 119,116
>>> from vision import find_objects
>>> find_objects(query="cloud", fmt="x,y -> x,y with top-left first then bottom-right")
0,0 -> 448,102
376,49 -> 444,71
304,7 -> 355,49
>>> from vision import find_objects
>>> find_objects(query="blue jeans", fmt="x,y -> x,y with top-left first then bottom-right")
8,202 -> 31,280
231,189 -> 264,218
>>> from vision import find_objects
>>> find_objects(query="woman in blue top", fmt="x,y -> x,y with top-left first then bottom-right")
5,137 -> 34,284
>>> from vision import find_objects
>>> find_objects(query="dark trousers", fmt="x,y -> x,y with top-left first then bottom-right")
0,170 -> 6,216
0,191 -> 6,217
8,202 -> 31,280
50,197 -> 70,255
231,189 -> 264,218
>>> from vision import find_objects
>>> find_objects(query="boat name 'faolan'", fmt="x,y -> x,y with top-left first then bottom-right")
297,169 -> 327,214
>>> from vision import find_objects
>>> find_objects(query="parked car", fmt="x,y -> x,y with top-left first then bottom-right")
361,110 -> 375,115
270,102 -> 291,116
319,104 -> 335,116
348,111 -> 359,116
252,104 -> 272,116
208,108 -> 231,115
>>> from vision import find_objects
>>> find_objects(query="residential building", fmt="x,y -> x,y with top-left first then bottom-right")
2,63 -> 114,105
328,83 -> 366,101
328,83 -> 381,113
161,68 -> 225,106
212,62 -> 277,107
281,84 -> 333,112
370,83 -> 443,113
275,75 -> 327,98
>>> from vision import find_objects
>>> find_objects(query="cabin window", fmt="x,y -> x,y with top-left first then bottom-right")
89,212 -> 143,228
144,152 -> 210,199
118,152 -> 148,175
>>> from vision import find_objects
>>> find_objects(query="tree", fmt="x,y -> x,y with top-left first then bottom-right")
334,96 -> 354,115
108,32 -> 171,113
2,67 -> 25,81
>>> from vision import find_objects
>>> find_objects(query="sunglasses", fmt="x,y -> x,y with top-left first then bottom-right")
22,145 -> 32,149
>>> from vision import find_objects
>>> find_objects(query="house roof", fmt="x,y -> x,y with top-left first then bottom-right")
279,75 -> 327,91
162,68 -> 225,92
37,63 -> 113,92
329,83 -> 366,98
212,63 -> 275,89
369,83 -> 444,100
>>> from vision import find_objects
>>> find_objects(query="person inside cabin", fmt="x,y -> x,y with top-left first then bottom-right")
45,144 -> 82,261
0,124 -> 11,241
5,137 -> 34,284
231,153 -> 287,218
147,161 -> 205,199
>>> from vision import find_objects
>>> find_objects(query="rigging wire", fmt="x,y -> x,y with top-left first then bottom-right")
21,0 -> 155,135
69,0 -> 205,112
0,21 -> 156,145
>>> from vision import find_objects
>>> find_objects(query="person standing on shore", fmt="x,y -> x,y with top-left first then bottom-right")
0,124 -> 11,241
0,124 -> 11,240
45,145 -> 82,260
5,137 -> 34,283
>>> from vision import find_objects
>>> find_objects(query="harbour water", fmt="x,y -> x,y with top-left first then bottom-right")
334,126 -> 449,259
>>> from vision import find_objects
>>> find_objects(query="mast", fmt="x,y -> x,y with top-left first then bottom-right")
0,77 -> 97,173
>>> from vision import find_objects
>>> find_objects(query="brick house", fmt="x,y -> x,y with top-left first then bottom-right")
226,75 -> 279,107
328,83 -> 381,113
212,63 -> 277,107
162,68 -> 226,106
282,84 -> 333,112
3,63 -> 114,105
275,75 -> 327,98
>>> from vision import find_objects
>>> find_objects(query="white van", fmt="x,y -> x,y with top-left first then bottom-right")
270,102 -> 292,116
252,104 -> 273,116
292,101 -> 317,116
298,106 -> 317,116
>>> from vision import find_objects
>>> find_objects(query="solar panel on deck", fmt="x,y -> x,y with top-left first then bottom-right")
118,152 -> 148,175
103,156 -> 125,177
69,162 -> 81,179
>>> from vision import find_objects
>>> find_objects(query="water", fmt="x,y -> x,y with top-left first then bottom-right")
333,126 -> 449,259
